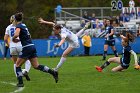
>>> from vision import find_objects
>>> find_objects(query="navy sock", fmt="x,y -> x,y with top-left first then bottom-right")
103,51 -> 107,58
36,65 -> 50,72
101,61 -> 110,69
36,65 -> 54,75
16,67 -> 23,84
114,50 -> 118,57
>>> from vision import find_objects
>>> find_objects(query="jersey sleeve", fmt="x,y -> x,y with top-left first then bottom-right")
110,26 -> 114,30
60,28 -> 68,39
5,27 -> 9,35
61,32 -> 67,39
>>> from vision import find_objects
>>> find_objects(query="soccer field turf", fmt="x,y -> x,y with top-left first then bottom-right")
0,55 -> 140,93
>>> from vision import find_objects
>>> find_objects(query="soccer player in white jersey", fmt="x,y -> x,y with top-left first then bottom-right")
38,18 -> 90,71
4,15 -> 31,81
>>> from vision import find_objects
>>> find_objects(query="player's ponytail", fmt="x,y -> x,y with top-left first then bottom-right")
126,32 -> 134,42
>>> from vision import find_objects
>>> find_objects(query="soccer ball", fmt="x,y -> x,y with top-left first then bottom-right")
22,69 -> 27,74
134,65 -> 140,70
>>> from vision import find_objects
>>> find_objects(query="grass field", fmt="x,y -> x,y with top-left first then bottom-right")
0,55 -> 140,93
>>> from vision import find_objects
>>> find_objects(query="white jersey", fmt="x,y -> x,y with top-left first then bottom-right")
5,24 -> 22,48
60,27 -> 79,48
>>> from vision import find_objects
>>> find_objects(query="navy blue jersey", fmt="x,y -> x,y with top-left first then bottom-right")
105,25 -> 114,40
16,23 -> 33,47
121,45 -> 131,66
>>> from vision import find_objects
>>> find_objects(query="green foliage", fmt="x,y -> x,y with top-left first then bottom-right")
0,0 -> 139,39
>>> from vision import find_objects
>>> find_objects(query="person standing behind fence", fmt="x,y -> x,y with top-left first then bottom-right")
82,31 -> 92,56
102,19 -> 118,60
129,0 -> 135,13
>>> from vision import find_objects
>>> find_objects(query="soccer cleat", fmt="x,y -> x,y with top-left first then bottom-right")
17,83 -> 24,87
52,70 -> 58,83
84,22 -> 91,30
23,71 -> 30,81
134,65 -> 140,70
95,66 -> 103,72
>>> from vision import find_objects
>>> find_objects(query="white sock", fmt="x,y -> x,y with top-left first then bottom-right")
25,60 -> 31,73
55,57 -> 66,71
14,64 -> 17,77
76,29 -> 85,37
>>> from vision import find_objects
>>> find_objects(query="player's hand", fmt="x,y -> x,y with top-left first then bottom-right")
38,17 -> 45,24
54,44 -> 60,48
13,38 -> 20,43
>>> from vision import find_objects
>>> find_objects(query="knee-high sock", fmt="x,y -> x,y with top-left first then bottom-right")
103,51 -> 107,58
55,57 -> 66,71
101,61 -> 110,69
36,65 -> 54,75
76,29 -> 85,37
114,50 -> 118,57
14,64 -> 17,77
16,67 -> 23,84
25,60 -> 31,72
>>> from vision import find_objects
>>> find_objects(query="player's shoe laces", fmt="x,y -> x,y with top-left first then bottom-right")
23,71 -> 30,81
17,83 -> 24,87
95,66 -> 103,72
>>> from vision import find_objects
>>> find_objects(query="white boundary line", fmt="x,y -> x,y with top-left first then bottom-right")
0,81 -> 25,93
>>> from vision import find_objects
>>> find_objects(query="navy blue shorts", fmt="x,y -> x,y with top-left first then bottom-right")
19,45 -> 37,59
120,58 -> 129,69
104,39 -> 115,46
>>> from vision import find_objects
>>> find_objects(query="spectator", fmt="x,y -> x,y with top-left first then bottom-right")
123,7 -> 129,15
80,20 -> 86,28
119,13 -> 124,22
115,16 -> 120,25
93,23 -> 102,37
124,14 -> 130,22
129,0 -> 135,13
81,31 -> 92,56
119,21 -> 124,27
90,13 -> 96,22
83,11 -> 90,22
137,7 -> 140,18
130,8 -> 136,19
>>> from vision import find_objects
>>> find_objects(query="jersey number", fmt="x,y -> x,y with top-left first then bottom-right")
10,28 -> 15,37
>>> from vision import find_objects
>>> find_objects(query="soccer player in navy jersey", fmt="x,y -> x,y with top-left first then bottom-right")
102,19 -> 118,60
12,12 -> 58,87
96,32 -> 138,72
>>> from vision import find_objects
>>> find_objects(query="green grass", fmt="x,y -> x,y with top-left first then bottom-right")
0,55 -> 140,93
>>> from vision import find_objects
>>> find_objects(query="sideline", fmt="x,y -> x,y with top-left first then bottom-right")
0,81 -> 25,93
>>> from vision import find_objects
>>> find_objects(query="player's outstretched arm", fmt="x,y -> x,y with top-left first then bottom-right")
38,17 -> 55,26
54,38 -> 65,47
